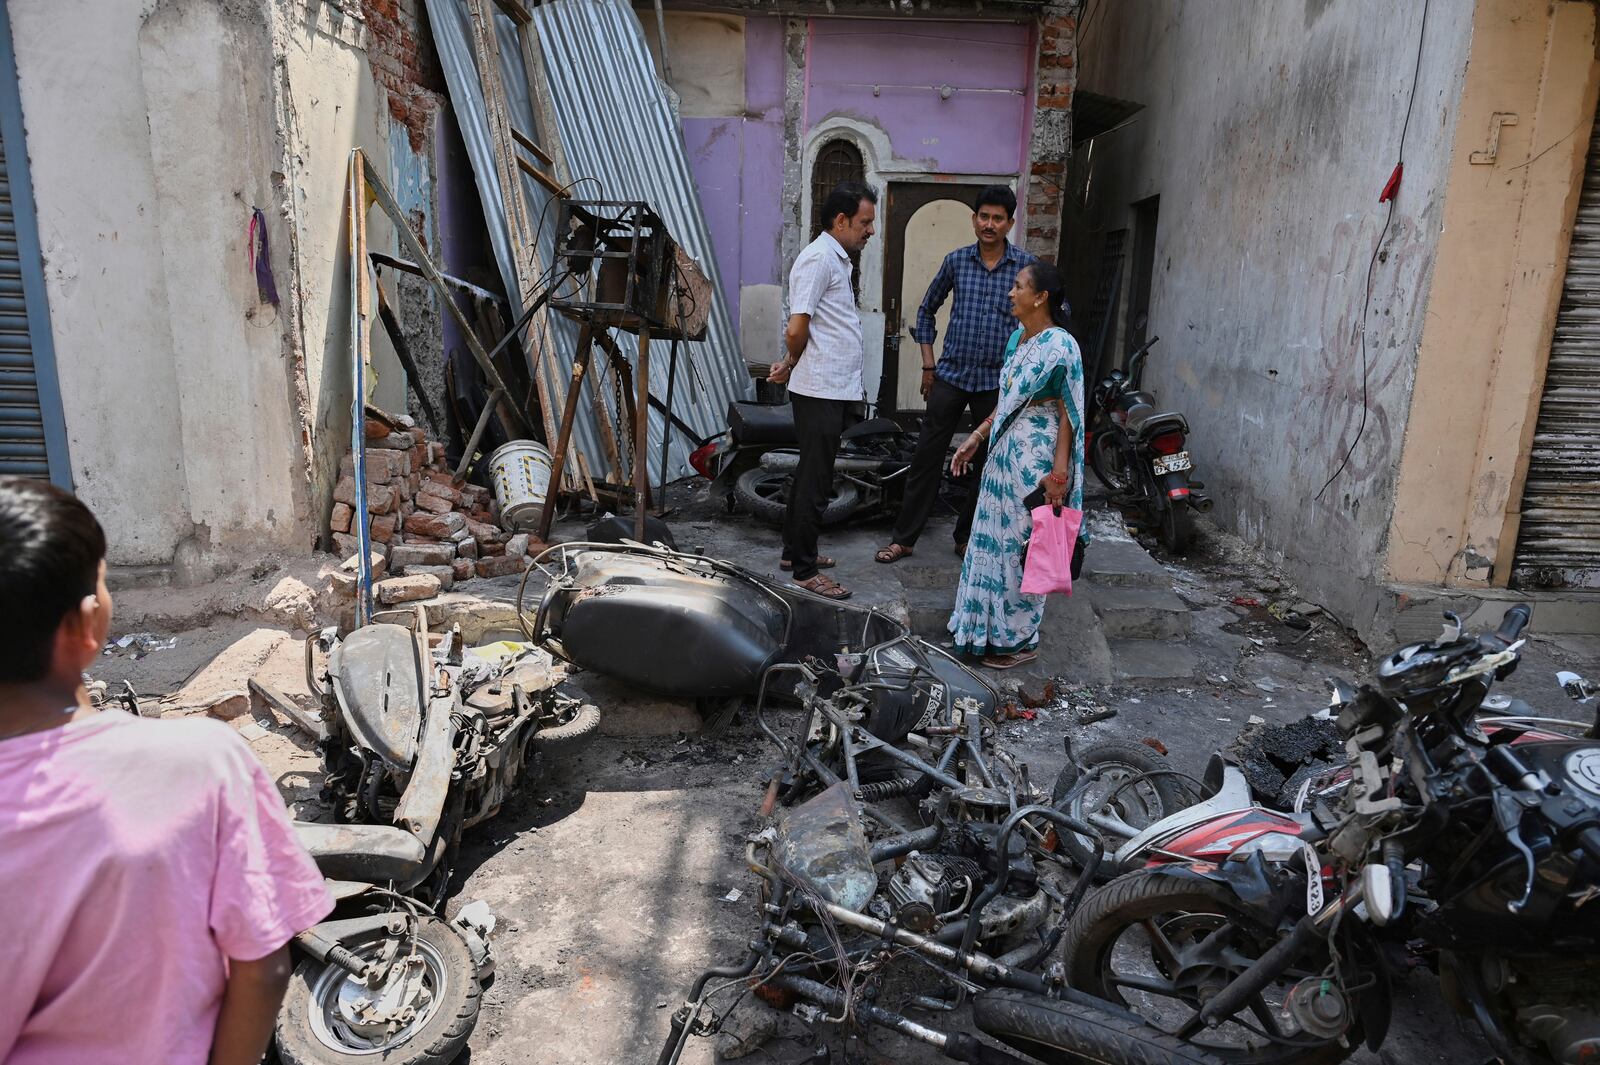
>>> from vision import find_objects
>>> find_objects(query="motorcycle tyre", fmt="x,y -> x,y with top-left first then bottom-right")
1063,871 -> 1360,1065
972,989 -> 1227,1065
1050,741 -> 1191,879
274,917 -> 480,1065
733,468 -> 861,527
1160,503 -> 1193,555
534,702 -> 602,753
1090,432 -> 1135,494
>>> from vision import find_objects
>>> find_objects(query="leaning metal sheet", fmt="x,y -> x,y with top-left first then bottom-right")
427,0 -> 752,486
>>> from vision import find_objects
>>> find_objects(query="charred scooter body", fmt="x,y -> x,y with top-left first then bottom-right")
1088,335 -> 1211,553
274,608 -> 598,1065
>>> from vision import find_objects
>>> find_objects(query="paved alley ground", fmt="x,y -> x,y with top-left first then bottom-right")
92,485 -> 1599,1065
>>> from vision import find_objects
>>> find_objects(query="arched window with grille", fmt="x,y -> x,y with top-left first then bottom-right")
809,138 -> 866,237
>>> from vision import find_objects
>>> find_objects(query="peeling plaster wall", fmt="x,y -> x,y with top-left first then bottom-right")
10,0 -> 436,570
1070,0 -> 1475,627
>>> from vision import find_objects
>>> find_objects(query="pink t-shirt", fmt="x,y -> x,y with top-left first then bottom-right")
0,711 -> 333,1064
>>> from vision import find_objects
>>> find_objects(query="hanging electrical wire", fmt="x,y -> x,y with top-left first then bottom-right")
1315,0 -> 1431,502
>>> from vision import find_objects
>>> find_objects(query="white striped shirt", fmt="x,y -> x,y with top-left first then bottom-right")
785,232 -> 865,401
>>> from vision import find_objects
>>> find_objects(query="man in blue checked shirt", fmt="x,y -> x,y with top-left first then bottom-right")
876,185 -> 1037,565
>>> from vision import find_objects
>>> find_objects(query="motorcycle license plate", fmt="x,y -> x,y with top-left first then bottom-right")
1152,452 -> 1192,475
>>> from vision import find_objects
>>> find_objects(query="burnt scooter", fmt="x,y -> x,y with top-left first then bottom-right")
273,607 -> 599,1065
1088,334 -> 1212,553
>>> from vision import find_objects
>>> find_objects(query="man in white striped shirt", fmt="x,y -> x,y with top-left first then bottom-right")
769,181 -> 877,599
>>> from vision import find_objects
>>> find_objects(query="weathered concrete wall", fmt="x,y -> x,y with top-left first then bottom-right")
1069,0 -> 1475,627
9,0 -> 439,570
1387,0 -> 1600,591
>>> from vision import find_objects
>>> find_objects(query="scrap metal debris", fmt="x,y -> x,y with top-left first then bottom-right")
104,633 -> 176,659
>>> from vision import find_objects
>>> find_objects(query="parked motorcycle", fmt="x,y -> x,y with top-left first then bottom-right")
1088,335 -> 1212,553
691,398 -> 917,527
1057,607 -> 1600,1064
273,607 -> 599,1065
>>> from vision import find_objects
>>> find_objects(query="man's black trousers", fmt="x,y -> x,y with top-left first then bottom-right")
783,393 -> 859,581
891,377 -> 999,549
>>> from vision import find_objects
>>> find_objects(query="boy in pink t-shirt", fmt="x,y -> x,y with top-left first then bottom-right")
0,479 -> 333,1064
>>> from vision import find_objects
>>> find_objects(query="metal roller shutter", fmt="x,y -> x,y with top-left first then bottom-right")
1512,114 -> 1600,591
0,130 -> 47,478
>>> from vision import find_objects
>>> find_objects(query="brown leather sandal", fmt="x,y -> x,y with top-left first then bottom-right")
874,543 -> 913,564
982,651 -> 1038,670
794,573 -> 852,600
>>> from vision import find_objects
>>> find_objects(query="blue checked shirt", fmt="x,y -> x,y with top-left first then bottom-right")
911,242 -> 1037,392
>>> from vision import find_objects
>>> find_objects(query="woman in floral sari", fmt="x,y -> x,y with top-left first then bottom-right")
947,262 -> 1084,669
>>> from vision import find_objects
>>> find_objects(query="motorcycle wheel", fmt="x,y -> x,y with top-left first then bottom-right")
534,701 -> 602,753
1160,503 -> 1193,554
1063,871 -> 1361,1065
275,917 -> 480,1065
1050,741 -> 1192,879
973,988 -> 1227,1065
733,468 -> 862,527
1090,432 -> 1135,494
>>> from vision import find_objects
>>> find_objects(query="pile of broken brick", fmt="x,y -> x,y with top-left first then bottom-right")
327,406 -> 544,607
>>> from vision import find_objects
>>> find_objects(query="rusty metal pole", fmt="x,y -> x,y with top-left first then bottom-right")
537,324 -> 595,544
634,331 -> 652,540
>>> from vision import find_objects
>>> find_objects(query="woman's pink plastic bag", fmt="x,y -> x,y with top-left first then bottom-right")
1021,504 -> 1083,595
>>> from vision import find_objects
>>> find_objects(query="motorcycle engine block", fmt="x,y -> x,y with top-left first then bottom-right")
1501,956 -> 1600,1064
883,853 -> 984,930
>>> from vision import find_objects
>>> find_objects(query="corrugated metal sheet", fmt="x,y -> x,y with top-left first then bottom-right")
1512,112 -> 1600,591
426,0 -> 751,486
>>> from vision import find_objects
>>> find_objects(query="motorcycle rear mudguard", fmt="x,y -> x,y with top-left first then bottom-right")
327,624 -> 426,769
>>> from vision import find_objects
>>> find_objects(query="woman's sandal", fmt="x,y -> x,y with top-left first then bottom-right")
874,543 -> 913,564
795,573 -> 852,600
982,651 -> 1038,670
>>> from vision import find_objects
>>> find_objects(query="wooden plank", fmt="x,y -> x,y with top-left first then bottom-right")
465,0 -> 569,479
493,0 -> 534,25
511,126 -> 553,168
515,153 -> 566,198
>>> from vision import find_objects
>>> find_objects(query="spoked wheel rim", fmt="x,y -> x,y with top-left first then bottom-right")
1092,433 -> 1135,493
1098,909 -> 1337,1061
308,936 -> 450,1055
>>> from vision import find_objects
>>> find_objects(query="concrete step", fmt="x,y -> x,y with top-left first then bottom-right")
1088,583 -> 1193,640
891,551 -> 964,591
1109,638 -> 1199,683
905,586 -> 955,639
1081,537 -> 1171,589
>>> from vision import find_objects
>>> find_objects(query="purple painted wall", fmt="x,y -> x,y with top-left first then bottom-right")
680,16 -> 785,330
804,19 -> 1033,175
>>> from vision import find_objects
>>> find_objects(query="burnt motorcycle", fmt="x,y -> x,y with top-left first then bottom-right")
1088,335 -> 1212,553
274,607 -> 599,1065
1057,607 -> 1600,1064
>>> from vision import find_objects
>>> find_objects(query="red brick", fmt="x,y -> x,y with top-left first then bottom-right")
457,538 -> 479,560
404,510 -> 466,539
370,512 -> 398,544
418,480 -> 462,506
330,502 -> 354,534
451,558 -> 474,582
364,418 -> 392,440
476,555 -> 526,579
480,541 -> 506,556
415,492 -> 454,515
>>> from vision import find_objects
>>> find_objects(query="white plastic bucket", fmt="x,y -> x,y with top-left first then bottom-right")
488,440 -> 554,532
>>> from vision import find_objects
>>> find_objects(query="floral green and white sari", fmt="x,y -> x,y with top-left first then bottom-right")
948,325 -> 1084,657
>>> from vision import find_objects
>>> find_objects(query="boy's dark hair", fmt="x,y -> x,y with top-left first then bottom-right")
974,184 -> 1018,219
821,181 -> 878,232
0,478 -> 107,683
